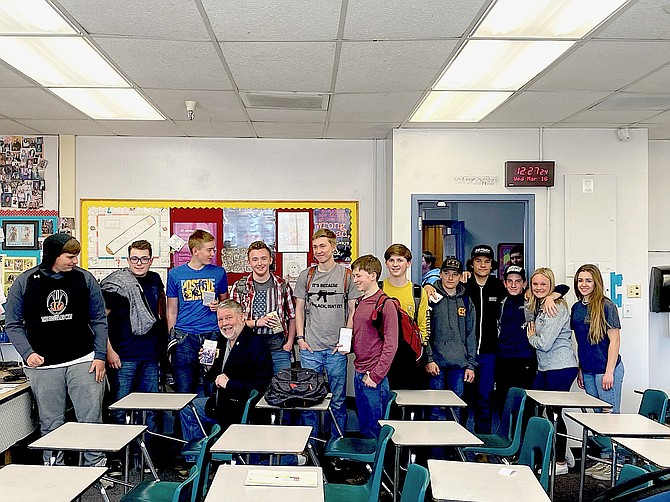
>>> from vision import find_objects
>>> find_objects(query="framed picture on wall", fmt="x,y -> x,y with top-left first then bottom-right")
497,243 -> 524,277
2,220 -> 39,250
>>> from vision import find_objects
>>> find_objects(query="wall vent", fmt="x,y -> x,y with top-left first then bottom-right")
241,92 -> 329,110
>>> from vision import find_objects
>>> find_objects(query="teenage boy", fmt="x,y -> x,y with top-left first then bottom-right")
424,257 -> 476,421
351,255 -> 398,438
294,228 -> 360,438
167,230 -> 228,395
381,243 -> 429,389
231,240 -> 296,374
102,240 -> 166,430
6,233 -> 108,467
421,250 -> 440,286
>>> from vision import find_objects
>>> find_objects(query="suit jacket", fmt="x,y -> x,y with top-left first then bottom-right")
204,325 -> 273,428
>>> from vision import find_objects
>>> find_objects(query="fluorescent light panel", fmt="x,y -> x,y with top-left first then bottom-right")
0,0 -> 75,34
474,0 -> 629,38
409,91 -> 513,122
435,40 -> 574,90
49,88 -> 164,120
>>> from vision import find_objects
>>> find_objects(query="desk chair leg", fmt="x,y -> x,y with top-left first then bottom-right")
579,428 -> 588,502
138,438 -> 159,481
307,442 -> 320,468
549,409 -> 558,501
610,442 -> 618,487
393,445 -> 401,502
449,407 -> 459,422
456,447 -> 466,462
98,483 -> 111,502
191,404 -> 207,435
124,443 -> 130,494
139,411 -> 148,480
328,407 -> 344,438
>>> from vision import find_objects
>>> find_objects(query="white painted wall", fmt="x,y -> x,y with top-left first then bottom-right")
648,140 -> 670,391
393,128 -> 649,413
75,136 -> 380,255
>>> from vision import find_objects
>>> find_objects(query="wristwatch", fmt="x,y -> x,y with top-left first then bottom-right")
296,336 -> 305,341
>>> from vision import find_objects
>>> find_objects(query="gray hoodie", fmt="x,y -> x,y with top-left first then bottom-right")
525,302 -> 578,372
425,282 -> 477,370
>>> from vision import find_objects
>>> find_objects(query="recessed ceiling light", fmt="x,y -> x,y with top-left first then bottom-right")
410,91 -> 513,122
49,88 -> 164,120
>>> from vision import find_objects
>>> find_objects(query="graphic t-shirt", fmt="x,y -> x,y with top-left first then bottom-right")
167,263 -> 228,333
294,265 -> 361,350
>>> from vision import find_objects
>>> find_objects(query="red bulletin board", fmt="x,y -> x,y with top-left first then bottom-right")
169,207 -> 223,266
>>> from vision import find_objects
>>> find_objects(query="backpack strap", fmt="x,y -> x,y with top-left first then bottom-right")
412,283 -> 422,323
343,267 -> 352,302
305,266 -> 317,292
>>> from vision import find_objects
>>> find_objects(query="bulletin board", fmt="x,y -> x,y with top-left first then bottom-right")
81,200 -> 358,287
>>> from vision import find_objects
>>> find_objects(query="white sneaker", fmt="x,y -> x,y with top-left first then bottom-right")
591,463 -> 613,481
539,462 -> 569,476
586,462 -> 607,478
566,447 -> 575,468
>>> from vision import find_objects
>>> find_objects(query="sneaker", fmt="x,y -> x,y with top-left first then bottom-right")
475,454 -> 490,463
107,460 -> 123,477
586,462 -> 607,477
566,448 -> 575,468
297,454 -> 307,466
539,462 -> 569,476
591,463 -> 613,481
100,478 -> 114,489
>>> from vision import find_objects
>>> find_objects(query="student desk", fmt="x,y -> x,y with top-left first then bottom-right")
0,464 -> 109,502
29,422 -> 155,492
526,390 -> 612,500
428,459 -> 550,502
393,389 -> 466,421
256,393 -> 339,435
204,464 -> 324,502
210,424 -> 311,466
566,412 -> 670,501
0,375 -> 37,454
379,420 -> 483,502
612,437 -> 670,469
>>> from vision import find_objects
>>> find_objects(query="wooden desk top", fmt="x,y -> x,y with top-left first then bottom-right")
204,464 -> 324,502
211,424 -> 311,455
256,394 -> 332,412
0,464 -> 107,502
428,460 -> 550,502
29,422 -> 146,452
378,420 -> 483,447
109,391 -> 197,411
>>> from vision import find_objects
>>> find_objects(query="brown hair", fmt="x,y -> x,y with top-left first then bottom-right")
128,239 -> 152,257
62,237 -> 81,255
384,243 -> 412,262
312,228 -> 337,246
351,254 -> 382,281
247,240 -> 272,258
574,264 -> 609,344
188,229 -> 215,254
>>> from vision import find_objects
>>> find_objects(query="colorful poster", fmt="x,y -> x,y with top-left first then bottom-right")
3,255 -> 36,297
313,208 -> 352,262
173,222 -> 217,268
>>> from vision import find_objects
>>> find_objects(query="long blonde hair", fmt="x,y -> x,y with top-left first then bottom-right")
528,267 -> 567,315
574,264 -> 609,345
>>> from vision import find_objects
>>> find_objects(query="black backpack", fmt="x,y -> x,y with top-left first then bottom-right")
264,367 -> 329,408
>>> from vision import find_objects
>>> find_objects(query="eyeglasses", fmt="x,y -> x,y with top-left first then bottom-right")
128,256 -> 151,264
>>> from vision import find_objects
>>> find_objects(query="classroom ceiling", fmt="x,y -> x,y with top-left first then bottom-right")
1,0 -> 670,140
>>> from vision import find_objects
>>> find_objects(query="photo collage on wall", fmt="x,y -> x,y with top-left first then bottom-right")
0,136 -> 47,209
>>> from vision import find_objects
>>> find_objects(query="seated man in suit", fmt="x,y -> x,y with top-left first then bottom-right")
180,299 -> 273,462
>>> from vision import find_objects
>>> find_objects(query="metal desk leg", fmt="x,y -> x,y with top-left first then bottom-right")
456,446 -> 466,462
393,445 -> 401,502
138,438 -> 159,481
139,410 -> 147,481
191,404 -> 207,435
579,427 -> 588,502
328,407 -> 344,438
449,406 -> 459,422
99,484 -> 111,502
124,443 -> 131,494
611,441 -> 618,487
549,409 -> 558,500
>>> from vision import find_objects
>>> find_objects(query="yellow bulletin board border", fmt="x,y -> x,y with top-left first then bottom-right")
80,199 -> 359,269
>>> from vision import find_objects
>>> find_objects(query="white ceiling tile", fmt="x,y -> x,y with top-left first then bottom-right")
143,89 -> 247,121
529,41 -> 670,92
57,0 -> 210,39
595,0 -> 670,40
344,0 -> 485,39
483,91 -> 611,123
17,119 -> 114,135
223,42 -> 335,92
97,120 -> 186,136
203,0 -> 341,41
648,125 -> 670,139
95,38 -> 233,90
336,40 -> 458,92
476,122 -> 554,128
326,122 -> 395,139
625,65 -> 670,93
0,88 -> 88,119
637,110 -> 670,124
330,92 -> 422,122
0,120 -> 40,134
0,63 -> 35,87
559,109 -> 658,125
175,120 -> 254,137
247,108 -> 327,122
253,122 -> 324,138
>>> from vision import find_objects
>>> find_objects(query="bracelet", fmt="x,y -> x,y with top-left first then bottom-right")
254,319 -> 258,328
296,336 -> 305,341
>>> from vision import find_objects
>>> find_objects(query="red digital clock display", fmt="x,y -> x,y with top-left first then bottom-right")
505,161 -> 555,187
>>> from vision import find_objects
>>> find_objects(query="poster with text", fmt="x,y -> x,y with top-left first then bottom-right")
313,208 -> 352,262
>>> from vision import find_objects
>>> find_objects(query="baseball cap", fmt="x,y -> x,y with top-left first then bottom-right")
503,265 -> 526,281
440,257 -> 462,272
471,245 -> 495,261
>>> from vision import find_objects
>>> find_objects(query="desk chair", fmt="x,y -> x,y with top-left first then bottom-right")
399,463 -> 429,502
463,387 -> 527,460
324,391 -> 397,464
324,424 -> 394,502
518,416 -> 553,492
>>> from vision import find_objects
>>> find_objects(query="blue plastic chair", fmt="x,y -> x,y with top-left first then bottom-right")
518,416 -> 554,492
324,424 -> 394,502
121,462 -> 201,502
324,391 -> 396,463
399,463 -> 430,502
463,387 -> 527,459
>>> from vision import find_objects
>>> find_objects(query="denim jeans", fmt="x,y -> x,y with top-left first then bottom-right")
582,360 -> 625,414
299,349 -> 347,438
354,372 -> 389,438
109,360 -> 159,431
180,397 -> 217,463
472,353 -> 495,434
172,329 -> 219,396
429,365 -> 465,421
271,349 -> 291,374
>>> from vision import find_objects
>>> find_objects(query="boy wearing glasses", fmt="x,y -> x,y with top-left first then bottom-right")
101,240 -> 166,429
